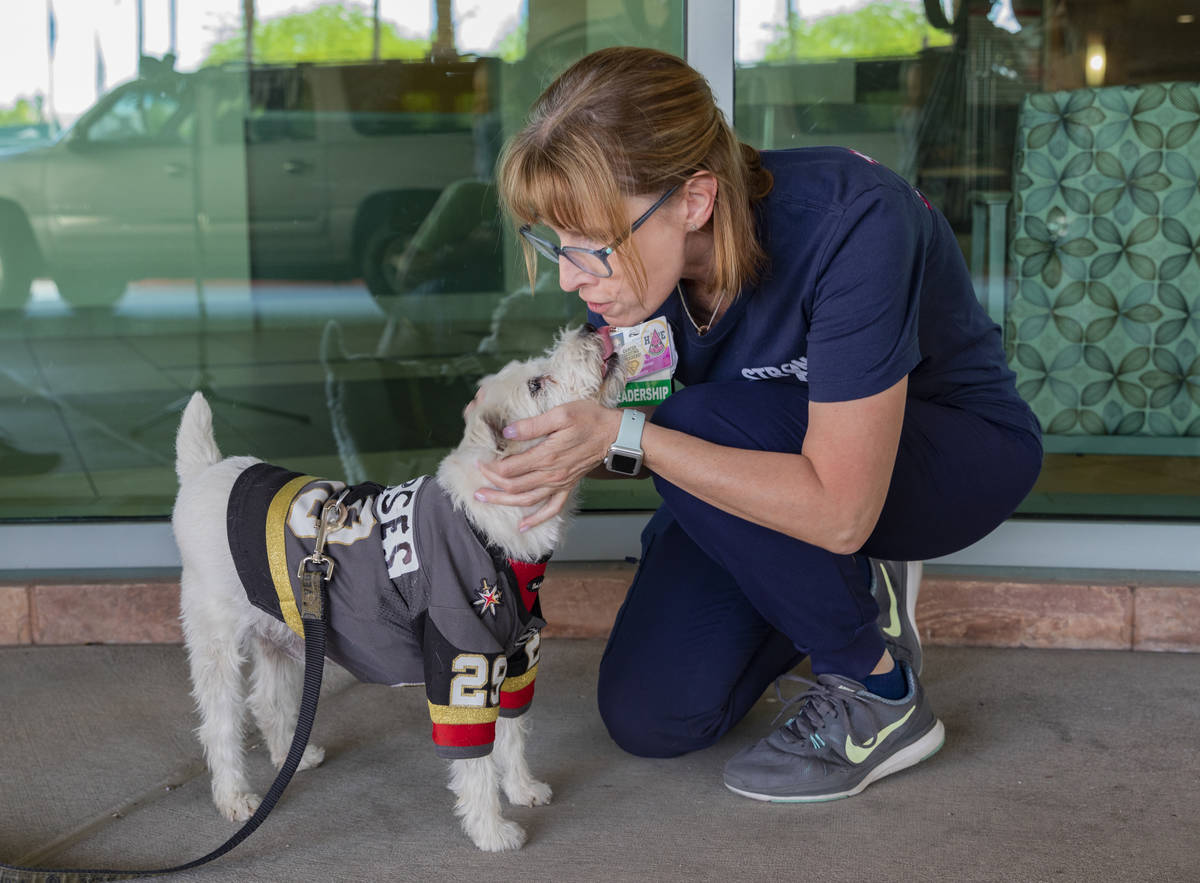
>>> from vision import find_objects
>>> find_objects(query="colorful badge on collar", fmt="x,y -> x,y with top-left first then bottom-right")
474,578 -> 503,616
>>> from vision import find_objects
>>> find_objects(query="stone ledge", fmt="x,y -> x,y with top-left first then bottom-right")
1133,586 -> 1200,652
1,565 -> 1197,653
0,583 -> 31,644
29,581 -> 184,645
538,562 -> 636,639
915,578 -> 1133,649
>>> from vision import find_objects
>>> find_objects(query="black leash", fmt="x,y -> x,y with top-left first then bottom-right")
0,567 -> 331,883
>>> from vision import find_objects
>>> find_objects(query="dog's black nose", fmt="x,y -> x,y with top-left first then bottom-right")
582,323 -> 597,334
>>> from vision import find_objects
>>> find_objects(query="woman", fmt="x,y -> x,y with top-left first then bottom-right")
475,46 -> 1042,802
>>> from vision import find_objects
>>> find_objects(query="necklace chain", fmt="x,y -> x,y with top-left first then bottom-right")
677,283 -> 727,336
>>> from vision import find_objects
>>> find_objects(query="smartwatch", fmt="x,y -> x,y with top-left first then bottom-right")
604,409 -> 646,475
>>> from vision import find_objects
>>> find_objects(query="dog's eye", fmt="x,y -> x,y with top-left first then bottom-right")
527,376 -> 544,396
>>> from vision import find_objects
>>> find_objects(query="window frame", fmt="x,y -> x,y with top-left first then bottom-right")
1,0 -> 1193,574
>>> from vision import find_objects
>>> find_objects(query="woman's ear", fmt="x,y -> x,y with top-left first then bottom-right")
683,172 -> 718,231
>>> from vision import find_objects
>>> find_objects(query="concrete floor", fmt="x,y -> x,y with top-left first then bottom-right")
1,640 -> 1197,882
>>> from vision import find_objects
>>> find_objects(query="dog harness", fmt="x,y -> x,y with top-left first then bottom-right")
226,462 -> 547,760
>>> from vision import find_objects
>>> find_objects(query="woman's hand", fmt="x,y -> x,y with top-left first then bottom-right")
474,399 -> 623,531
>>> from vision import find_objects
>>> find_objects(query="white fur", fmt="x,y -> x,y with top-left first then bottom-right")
172,326 -> 623,850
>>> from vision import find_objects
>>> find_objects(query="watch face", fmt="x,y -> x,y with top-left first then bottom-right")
609,452 -> 640,474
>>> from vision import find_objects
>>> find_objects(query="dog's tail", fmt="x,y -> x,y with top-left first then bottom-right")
175,392 -> 222,483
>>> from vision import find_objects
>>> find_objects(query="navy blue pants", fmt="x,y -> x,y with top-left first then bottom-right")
596,381 -> 1042,758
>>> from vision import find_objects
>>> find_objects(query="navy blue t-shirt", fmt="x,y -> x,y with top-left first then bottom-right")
591,147 -> 1038,436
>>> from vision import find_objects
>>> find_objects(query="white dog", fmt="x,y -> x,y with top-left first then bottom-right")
172,325 -> 623,851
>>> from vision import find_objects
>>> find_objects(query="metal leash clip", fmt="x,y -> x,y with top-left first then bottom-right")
297,491 -> 349,619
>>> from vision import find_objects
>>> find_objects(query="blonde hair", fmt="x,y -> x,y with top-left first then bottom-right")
498,46 -> 773,299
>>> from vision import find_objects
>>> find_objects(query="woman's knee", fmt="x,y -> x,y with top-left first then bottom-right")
596,654 -> 724,758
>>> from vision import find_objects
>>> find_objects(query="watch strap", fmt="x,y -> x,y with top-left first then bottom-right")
612,408 -> 645,452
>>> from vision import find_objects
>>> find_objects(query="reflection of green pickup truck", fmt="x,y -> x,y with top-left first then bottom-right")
0,122 -> 56,150
0,60 -> 491,308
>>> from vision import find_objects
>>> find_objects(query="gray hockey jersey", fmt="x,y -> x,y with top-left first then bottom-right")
226,462 -> 547,759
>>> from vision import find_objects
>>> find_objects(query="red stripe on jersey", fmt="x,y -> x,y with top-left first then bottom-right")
432,721 -> 496,749
507,558 -> 547,613
500,680 -> 535,711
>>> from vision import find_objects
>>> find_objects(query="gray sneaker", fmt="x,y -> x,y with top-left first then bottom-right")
723,661 -> 944,802
870,559 -> 923,676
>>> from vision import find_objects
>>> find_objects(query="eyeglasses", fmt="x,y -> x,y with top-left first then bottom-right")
518,184 -> 680,278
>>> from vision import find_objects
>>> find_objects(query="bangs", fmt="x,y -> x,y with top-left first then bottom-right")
498,46 -> 767,305
498,129 -> 630,244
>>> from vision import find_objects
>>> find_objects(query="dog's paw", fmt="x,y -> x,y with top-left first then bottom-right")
505,779 -> 552,807
216,791 -> 261,822
468,818 -> 527,852
298,744 -> 325,771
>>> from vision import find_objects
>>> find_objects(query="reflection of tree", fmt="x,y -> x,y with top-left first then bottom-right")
243,0 -> 255,65
204,3 -> 430,66
431,0 -> 457,61
0,97 -> 40,126
764,1 -> 951,60
495,18 -> 527,62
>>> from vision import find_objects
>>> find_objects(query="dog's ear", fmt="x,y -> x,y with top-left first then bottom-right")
482,411 -> 508,454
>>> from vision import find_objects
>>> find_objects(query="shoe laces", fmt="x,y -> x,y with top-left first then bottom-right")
772,674 -> 884,751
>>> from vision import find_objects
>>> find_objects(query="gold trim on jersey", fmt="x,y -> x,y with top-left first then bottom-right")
500,664 -> 538,692
427,701 -> 500,725
266,474 -> 316,637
